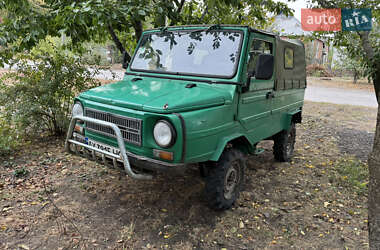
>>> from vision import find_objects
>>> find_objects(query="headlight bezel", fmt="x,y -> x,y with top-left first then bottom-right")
72,101 -> 84,117
153,120 -> 177,148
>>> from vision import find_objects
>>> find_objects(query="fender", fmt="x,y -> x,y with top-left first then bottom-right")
210,133 -> 254,161
285,108 -> 302,130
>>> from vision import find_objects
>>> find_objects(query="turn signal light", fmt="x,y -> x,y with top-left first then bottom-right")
153,149 -> 173,161
74,124 -> 84,134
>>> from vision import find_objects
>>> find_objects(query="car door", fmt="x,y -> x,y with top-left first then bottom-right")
237,34 -> 276,142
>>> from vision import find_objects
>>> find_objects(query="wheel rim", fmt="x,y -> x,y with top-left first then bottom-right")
286,126 -> 296,156
224,160 -> 241,200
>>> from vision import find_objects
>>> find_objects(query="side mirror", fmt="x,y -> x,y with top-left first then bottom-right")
122,51 -> 129,69
255,54 -> 274,80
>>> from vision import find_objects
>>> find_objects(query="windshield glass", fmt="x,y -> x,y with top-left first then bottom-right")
130,30 -> 242,78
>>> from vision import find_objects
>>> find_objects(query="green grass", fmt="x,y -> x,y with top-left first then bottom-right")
13,167 -> 29,178
331,157 -> 368,195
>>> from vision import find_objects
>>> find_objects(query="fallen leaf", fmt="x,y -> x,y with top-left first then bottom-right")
2,207 -> 13,212
18,244 -> 30,250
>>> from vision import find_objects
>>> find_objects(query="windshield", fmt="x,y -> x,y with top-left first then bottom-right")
130,30 -> 243,78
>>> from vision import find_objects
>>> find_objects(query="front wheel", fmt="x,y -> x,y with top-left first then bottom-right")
273,122 -> 296,162
204,149 -> 246,210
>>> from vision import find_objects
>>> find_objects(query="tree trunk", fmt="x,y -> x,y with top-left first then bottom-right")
107,24 -> 131,62
369,70 -> 380,250
357,31 -> 380,250
353,70 -> 358,84
133,20 -> 143,43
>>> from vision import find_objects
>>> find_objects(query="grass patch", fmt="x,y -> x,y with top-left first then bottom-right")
330,157 -> 368,195
13,167 -> 29,178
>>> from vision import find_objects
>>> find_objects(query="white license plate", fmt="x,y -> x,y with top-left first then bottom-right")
85,138 -> 121,156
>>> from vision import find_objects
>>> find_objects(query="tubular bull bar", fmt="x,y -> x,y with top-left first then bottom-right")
65,115 -> 153,180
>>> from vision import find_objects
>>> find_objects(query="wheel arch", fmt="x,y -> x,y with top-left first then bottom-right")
285,108 -> 302,130
210,134 -> 253,161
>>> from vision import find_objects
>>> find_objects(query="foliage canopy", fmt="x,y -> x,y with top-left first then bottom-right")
0,0 -> 293,64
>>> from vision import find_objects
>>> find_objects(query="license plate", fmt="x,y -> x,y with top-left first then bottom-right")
85,137 -> 121,156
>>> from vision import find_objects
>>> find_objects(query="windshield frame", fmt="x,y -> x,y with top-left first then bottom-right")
128,29 -> 244,79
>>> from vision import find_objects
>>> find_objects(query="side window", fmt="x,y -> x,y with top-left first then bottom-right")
247,40 -> 273,75
252,40 -> 273,54
284,48 -> 294,69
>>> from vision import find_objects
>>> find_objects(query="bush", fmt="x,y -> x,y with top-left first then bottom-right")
0,116 -> 22,156
306,64 -> 333,77
0,42 -> 100,137
82,42 -> 112,66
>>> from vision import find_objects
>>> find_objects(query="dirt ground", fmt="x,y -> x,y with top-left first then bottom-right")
0,99 -> 375,250
307,77 -> 375,92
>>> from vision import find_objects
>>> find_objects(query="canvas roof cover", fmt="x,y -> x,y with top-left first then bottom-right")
275,37 -> 306,90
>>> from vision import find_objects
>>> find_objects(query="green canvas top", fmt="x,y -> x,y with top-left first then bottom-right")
275,37 -> 306,89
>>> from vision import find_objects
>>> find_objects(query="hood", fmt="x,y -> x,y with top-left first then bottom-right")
80,76 -> 235,113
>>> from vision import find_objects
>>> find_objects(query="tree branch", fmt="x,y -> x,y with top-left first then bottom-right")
176,0 -> 185,15
172,0 -> 180,7
169,0 -> 185,26
107,24 -> 131,62
200,5 -> 209,24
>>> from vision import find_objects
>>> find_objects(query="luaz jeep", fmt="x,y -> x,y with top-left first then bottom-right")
65,25 -> 306,210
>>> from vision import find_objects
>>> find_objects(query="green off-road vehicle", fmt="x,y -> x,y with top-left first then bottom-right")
65,25 -> 306,210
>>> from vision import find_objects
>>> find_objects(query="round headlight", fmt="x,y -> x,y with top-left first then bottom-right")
153,120 -> 176,148
72,102 -> 83,117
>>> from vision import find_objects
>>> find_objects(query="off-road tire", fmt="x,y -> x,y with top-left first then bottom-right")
273,122 -> 296,162
199,163 -> 210,178
204,149 -> 246,210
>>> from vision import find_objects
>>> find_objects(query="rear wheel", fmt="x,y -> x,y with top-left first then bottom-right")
273,122 -> 296,162
204,149 -> 246,210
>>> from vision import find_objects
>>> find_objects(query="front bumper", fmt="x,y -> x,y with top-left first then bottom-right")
65,115 -> 185,180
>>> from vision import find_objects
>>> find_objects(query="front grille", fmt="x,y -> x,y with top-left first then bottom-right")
85,108 -> 142,146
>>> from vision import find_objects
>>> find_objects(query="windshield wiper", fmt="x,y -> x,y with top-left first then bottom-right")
207,80 -> 242,85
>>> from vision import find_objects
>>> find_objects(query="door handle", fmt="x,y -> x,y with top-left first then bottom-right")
266,91 -> 275,99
